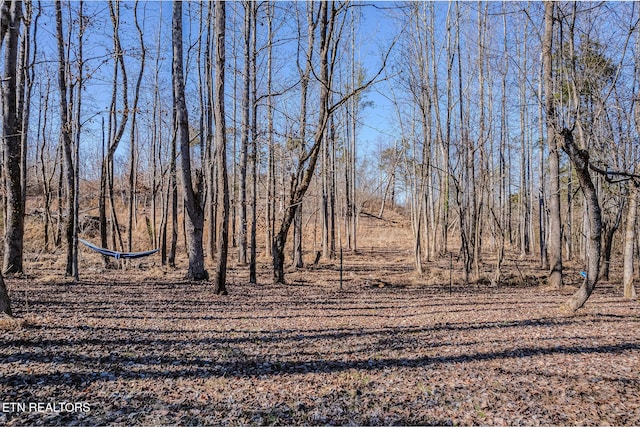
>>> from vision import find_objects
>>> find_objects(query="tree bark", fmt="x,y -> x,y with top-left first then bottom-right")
601,199 -> 624,280
37,80 -> 52,250
237,0 -> 250,266
271,0 -> 388,283
0,0 -> 20,313
19,0 -> 35,263
265,1 -> 275,260
560,129 -> 601,312
55,0 -> 75,277
296,2 -> 316,264
249,1 -> 258,283
623,184 -> 638,299
71,0 -> 83,280
168,125 -> 178,268
3,0 -> 23,274
0,272 -> 11,316
213,0 -> 229,295
204,1 -> 216,262
152,3 -> 163,259
273,1 -> 330,284
172,1 -> 207,281
103,0 -> 127,256
128,0 -> 145,254
543,1 -> 563,288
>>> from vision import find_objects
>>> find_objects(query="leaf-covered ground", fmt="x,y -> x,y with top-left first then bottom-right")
1,252 -> 640,425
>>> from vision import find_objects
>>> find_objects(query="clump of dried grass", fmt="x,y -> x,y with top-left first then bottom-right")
0,313 -> 26,330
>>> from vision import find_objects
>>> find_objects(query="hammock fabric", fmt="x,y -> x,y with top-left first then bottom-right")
79,239 -> 159,260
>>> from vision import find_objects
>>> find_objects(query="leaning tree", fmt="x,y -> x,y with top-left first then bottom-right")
543,1 -> 639,311
271,1 -> 394,284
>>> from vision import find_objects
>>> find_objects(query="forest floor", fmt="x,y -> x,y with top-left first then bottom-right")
2,215 -> 640,425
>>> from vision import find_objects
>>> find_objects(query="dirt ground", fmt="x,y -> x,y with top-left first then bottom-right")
2,213 -> 640,425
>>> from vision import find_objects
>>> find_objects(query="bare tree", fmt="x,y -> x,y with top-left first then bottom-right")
213,0 -> 229,295
264,1 -> 275,261
17,0 -> 37,269
152,3 -> 164,261
560,130 -> 601,312
623,182 -> 638,299
167,125 -> 178,267
550,2 -> 637,310
272,1 -> 332,284
0,0 -> 21,313
37,79 -> 54,250
172,0 -> 207,281
3,0 -> 23,274
625,42 -> 640,298
99,0 -> 129,262
128,0 -> 146,253
54,0 -> 75,277
294,1 -> 317,266
205,1 -> 216,262
237,0 -> 251,266
543,1 -> 563,289
71,0 -> 84,280
272,1 -> 391,283
249,1 -> 258,283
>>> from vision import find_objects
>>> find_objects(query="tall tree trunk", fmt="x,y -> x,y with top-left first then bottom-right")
0,0 -> 21,313
205,1 -> 216,262
499,3 -> 509,270
128,0 -> 146,253
265,1 -> 274,260
99,117 -> 108,266
168,126 -> 178,267
3,0 -> 23,274
473,1 -> 488,282
328,117 -> 337,259
55,145 -> 63,247
347,8 -> 358,253
37,80 -> 52,250
230,3 -> 238,251
71,0 -> 83,280
296,2 -> 316,264
100,0 -> 128,261
54,0 -> 75,277
623,184 -> 638,299
237,0 -> 250,266
456,2 -> 474,284
517,14 -> 530,255
543,1 -> 563,288
172,1 -> 207,281
19,0 -> 36,263
272,0 -> 386,283
319,116 -> 330,261
538,62 -> 547,269
439,3 -> 453,256
249,1 -> 258,283
213,0 -> 229,295
273,1 -> 330,284
152,3 -> 163,255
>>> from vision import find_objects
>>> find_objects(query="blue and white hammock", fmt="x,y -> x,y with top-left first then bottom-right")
79,239 -> 159,260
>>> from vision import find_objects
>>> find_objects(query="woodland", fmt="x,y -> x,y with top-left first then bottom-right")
2,0 -> 640,425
